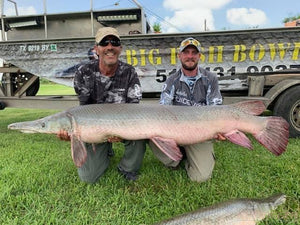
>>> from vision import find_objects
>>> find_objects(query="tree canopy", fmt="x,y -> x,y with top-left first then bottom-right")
283,14 -> 300,23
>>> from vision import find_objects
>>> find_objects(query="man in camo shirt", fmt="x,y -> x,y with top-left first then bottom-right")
60,27 -> 146,183
150,37 -> 223,183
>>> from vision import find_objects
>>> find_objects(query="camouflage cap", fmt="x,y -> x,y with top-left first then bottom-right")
95,27 -> 120,44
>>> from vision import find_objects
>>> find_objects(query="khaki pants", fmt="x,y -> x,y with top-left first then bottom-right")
150,141 -> 215,183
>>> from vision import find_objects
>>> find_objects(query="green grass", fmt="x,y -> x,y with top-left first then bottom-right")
0,82 -> 299,224
0,107 -> 299,225
36,79 -> 75,95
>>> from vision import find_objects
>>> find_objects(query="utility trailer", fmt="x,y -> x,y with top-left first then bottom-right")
0,8 -> 299,137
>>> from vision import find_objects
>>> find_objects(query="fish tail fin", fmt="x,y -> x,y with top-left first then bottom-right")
265,194 -> 286,209
232,100 -> 266,115
254,116 -> 289,156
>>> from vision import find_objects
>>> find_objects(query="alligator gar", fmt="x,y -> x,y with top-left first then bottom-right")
155,194 -> 286,225
8,100 -> 289,167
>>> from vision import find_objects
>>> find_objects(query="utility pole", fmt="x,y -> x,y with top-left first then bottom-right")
7,0 -> 18,16
0,0 -> 5,41
90,0 -> 94,36
131,0 -> 146,33
43,0 -> 48,38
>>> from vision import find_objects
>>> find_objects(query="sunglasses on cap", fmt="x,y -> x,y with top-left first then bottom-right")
98,38 -> 121,47
179,38 -> 201,52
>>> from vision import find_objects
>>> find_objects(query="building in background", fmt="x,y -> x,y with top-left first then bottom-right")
284,19 -> 300,27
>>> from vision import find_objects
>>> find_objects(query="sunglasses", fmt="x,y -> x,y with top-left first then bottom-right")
180,38 -> 200,48
98,39 -> 121,47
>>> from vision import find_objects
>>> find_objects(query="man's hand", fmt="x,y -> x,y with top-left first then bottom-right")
216,133 -> 226,141
57,130 -> 71,141
107,136 -> 122,143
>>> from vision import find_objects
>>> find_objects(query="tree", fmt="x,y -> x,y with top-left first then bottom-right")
283,14 -> 300,23
152,22 -> 161,33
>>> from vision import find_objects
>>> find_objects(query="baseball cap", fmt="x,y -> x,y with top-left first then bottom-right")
95,27 -> 120,44
179,37 -> 201,52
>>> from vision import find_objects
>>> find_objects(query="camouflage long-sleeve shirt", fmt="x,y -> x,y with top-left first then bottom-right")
74,59 -> 142,105
160,66 -> 222,106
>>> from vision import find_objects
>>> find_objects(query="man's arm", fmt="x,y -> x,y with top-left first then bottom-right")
207,73 -> 223,106
74,67 -> 93,105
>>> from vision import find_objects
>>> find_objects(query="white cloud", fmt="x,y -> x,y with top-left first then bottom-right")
162,0 -> 232,32
5,6 -> 37,16
163,0 -> 232,10
162,9 -> 215,33
226,8 -> 267,27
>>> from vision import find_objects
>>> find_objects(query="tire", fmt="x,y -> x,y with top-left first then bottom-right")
0,101 -> 5,110
1,73 -> 40,96
273,85 -> 300,138
26,76 -> 40,96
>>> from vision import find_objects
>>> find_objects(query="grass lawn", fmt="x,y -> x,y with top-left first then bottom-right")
0,82 -> 299,224
36,79 -> 76,96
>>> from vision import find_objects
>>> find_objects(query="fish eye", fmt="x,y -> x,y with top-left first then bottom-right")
41,122 -> 45,128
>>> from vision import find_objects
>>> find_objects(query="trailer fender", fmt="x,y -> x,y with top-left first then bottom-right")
264,79 -> 300,107
264,79 -> 300,138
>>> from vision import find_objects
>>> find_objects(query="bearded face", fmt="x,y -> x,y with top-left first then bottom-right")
178,46 -> 200,71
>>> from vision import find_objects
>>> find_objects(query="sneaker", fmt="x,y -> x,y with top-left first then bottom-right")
166,164 -> 181,170
117,166 -> 138,181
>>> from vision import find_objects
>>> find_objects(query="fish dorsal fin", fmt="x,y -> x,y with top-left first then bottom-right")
231,100 -> 266,115
150,137 -> 182,161
71,134 -> 87,168
224,129 -> 253,150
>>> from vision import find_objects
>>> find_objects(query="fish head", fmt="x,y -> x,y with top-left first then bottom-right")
8,111 -> 72,134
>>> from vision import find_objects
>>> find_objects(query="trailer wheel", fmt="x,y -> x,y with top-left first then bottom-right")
273,85 -> 300,138
1,73 -> 40,96
0,101 -> 6,110
25,76 -> 40,96
13,73 -> 40,96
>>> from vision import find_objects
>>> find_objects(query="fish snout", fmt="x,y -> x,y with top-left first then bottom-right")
7,122 -> 37,133
7,123 -> 17,130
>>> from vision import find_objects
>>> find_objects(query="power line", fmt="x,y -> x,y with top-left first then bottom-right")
127,0 -> 184,32
96,1 -> 120,10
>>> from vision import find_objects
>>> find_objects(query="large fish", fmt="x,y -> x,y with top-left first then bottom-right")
154,194 -> 286,225
8,101 -> 289,167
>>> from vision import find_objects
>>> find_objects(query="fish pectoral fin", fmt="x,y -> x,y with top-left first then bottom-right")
224,130 -> 253,150
150,137 -> 182,161
71,134 -> 87,168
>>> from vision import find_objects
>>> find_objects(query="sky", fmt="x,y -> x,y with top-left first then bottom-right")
1,0 -> 299,33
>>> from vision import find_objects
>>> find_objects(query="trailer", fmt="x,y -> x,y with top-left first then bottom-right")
0,7 -> 299,137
